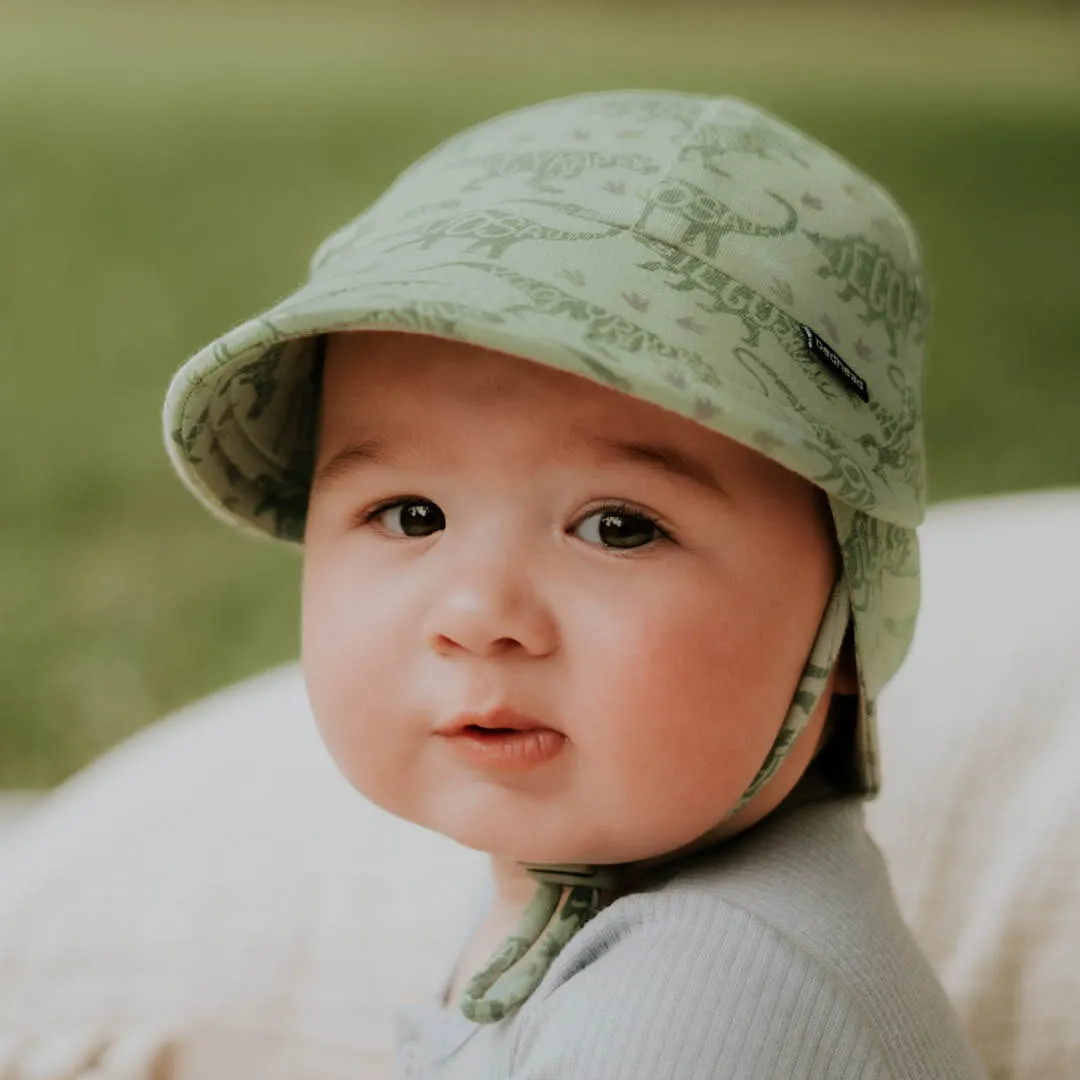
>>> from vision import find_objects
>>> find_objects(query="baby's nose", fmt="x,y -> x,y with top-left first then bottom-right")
422,558 -> 558,660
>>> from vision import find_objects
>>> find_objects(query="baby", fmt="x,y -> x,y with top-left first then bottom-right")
164,91 -> 988,1078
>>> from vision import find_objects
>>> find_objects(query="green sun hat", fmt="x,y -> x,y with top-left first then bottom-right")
163,89 -> 928,1022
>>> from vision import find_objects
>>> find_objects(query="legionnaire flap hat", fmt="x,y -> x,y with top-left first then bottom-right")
164,90 -> 928,1024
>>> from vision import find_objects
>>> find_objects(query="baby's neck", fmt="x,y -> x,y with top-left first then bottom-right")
442,851 -> 548,1010
488,853 -> 543,913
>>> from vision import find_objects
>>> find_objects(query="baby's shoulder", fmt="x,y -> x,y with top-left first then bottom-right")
561,799 -> 887,974
513,798 -> 986,1079
644,796 -> 896,955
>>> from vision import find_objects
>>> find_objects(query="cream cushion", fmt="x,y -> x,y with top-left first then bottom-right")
865,489 -> 1080,1079
0,490 -> 1078,1078
0,668 -> 491,1078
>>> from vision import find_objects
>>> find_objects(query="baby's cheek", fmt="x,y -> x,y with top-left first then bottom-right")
582,613 -> 781,806
602,606 -> 764,721
304,665 -> 402,810
302,594 -> 373,757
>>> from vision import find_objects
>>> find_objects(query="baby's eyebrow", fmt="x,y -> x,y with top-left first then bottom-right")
313,435 -> 729,500
313,440 -> 392,489
581,435 -> 730,500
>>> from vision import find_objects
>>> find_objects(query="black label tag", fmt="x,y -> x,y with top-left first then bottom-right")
799,324 -> 869,403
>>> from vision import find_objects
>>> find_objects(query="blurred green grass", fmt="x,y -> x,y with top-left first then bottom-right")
2,2 -> 1078,787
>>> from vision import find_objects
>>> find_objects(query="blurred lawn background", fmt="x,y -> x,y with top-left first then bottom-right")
2,0 -> 1078,788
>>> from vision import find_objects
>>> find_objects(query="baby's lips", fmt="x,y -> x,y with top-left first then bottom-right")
435,707 -> 558,736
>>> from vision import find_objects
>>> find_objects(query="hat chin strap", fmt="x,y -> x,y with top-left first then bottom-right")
457,577 -> 852,1023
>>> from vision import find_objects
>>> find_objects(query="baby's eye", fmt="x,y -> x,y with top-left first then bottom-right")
361,498 -> 666,550
572,505 -> 667,550
366,497 -> 445,537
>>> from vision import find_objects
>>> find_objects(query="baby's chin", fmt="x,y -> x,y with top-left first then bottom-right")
432,815 -> 729,871
359,770 -> 748,868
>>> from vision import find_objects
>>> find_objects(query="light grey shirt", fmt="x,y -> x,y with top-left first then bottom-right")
394,790 -> 988,1079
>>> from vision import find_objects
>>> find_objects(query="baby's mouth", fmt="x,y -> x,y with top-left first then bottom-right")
434,707 -> 566,769
435,707 -> 558,737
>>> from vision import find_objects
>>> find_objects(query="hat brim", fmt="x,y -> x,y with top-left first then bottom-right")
165,229 -> 911,538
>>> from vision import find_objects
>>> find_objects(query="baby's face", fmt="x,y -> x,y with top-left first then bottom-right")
302,331 -> 844,867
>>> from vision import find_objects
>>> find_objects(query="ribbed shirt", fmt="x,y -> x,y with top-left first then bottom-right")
394,791 -> 989,1079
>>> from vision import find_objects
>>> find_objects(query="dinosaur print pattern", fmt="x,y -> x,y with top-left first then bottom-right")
636,177 -> 799,258
858,363 -> 923,496
805,230 -> 924,358
459,149 -> 661,194
680,117 -> 814,174
631,235 -> 843,399
461,261 -> 725,392
589,95 -> 703,129
386,208 -> 621,260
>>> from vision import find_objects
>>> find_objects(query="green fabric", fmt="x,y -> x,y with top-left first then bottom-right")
459,883 -> 594,1024
162,90 -> 928,1024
